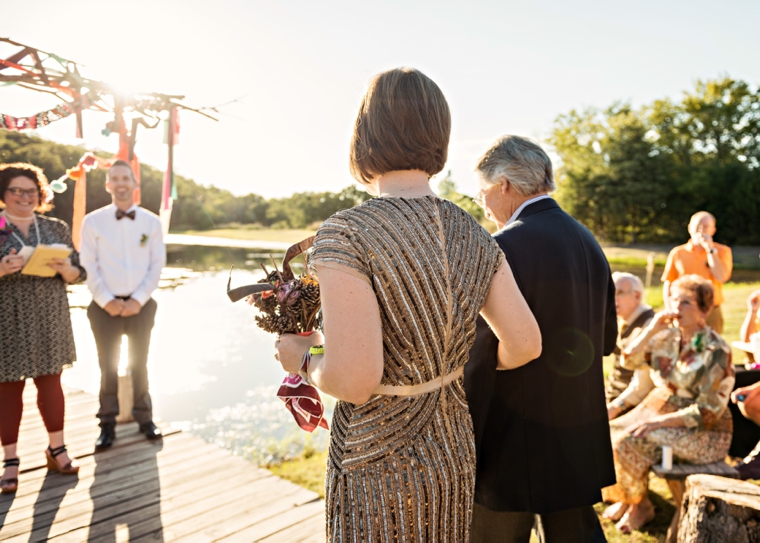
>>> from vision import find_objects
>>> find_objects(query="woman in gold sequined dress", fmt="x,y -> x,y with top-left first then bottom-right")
275,68 -> 541,542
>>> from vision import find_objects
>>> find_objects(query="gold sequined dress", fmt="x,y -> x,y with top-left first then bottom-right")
310,196 -> 503,543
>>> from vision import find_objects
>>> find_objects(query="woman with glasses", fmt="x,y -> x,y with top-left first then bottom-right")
0,163 -> 86,494
601,274 -> 734,533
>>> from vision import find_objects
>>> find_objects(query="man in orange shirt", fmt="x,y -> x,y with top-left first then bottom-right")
662,211 -> 732,333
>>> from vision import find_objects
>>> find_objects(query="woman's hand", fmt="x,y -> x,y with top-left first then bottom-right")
650,310 -> 678,332
47,257 -> 79,282
274,331 -> 325,374
0,249 -> 24,277
626,419 -> 663,438
626,412 -> 683,438
732,382 -> 760,405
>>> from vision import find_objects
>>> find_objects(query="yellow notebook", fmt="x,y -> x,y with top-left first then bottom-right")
20,244 -> 72,277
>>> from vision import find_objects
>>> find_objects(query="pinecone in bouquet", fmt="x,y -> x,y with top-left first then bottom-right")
226,236 -> 321,335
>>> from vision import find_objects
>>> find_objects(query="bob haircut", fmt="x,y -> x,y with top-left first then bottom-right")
349,67 -> 451,184
0,162 -> 53,213
671,274 -> 715,314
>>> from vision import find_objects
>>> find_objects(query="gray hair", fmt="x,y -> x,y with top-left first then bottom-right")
612,272 -> 644,295
475,135 -> 556,196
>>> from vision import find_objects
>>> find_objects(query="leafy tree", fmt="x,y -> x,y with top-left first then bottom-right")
436,170 -> 485,223
551,76 -> 760,244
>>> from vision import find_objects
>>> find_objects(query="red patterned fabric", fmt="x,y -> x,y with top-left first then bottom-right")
277,374 -> 329,433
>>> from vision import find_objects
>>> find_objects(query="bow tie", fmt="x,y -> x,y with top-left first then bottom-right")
116,209 -> 136,221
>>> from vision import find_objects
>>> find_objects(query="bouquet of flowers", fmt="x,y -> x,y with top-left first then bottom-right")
0,216 -> 12,246
227,237 -> 328,432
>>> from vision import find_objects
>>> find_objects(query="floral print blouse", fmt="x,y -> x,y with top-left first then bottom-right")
622,326 -> 734,430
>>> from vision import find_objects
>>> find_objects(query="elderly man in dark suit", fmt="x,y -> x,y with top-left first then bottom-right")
465,135 -> 617,543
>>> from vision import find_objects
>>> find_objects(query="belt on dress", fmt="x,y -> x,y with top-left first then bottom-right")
373,366 -> 464,397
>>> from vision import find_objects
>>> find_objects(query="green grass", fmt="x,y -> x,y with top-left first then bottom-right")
268,450 -> 327,499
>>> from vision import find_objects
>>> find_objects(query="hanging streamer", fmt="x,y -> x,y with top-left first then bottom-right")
160,107 -> 179,236
0,93 -> 99,132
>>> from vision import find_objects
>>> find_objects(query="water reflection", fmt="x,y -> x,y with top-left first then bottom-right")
64,248 -> 328,466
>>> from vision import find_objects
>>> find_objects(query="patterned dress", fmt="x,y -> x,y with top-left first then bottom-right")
310,196 -> 503,543
0,214 -> 84,382
602,326 -> 734,504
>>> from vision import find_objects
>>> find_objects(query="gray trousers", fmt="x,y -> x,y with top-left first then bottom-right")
471,502 -> 606,543
87,299 -> 157,426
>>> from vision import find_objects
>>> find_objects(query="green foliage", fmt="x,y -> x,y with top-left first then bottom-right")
0,131 -> 376,231
436,170 -> 485,223
551,76 -> 760,244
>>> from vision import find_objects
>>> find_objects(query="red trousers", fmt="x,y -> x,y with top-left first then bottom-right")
0,374 -> 65,446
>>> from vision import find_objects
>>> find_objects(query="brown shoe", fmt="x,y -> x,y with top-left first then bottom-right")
1,458 -> 19,494
45,445 -> 79,475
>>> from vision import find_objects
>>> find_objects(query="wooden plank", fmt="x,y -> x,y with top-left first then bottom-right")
150,480 -> 319,542
2,451 -> 272,541
256,510 -> 326,542
2,386 -> 327,543
213,500 -> 325,542
2,434 -> 208,521
45,468 -> 283,542
652,461 -> 739,481
16,424 -> 180,473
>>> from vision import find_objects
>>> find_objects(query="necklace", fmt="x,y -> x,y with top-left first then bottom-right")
1,212 -> 40,247
3,212 -> 35,221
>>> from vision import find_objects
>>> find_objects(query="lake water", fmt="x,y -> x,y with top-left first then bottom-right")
64,245 -> 331,466
63,244 -> 760,466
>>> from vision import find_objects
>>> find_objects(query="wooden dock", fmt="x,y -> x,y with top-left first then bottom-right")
0,384 -> 325,542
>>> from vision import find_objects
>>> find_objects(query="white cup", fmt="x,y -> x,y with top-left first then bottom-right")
661,445 -> 673,470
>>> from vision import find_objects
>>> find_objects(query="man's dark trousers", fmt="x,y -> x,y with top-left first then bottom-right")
87,298 -> 157,426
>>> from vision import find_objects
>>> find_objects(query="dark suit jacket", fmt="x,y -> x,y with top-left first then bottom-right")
464,198 -> 617,514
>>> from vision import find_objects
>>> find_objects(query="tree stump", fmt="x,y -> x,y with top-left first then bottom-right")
677,474 -> 760,542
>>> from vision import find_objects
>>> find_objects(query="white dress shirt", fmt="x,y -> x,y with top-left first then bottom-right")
79,204 -> 166,308
505,194 -> 553,227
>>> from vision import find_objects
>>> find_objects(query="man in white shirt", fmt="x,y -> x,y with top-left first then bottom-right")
79,160 -> 166,449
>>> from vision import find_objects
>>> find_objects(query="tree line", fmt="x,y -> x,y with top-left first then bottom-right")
2,75 -> 758,244
551,76 -> 760,245
0,130 -> 375,230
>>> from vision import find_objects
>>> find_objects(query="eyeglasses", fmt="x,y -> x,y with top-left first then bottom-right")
671,297 -> 696,307
473,187 -> 489,208
6,187 -> 39,198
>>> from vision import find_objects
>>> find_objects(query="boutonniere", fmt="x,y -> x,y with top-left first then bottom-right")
690,331 -> 705,353
140,234 -> 149,247
0,216 -> 12,246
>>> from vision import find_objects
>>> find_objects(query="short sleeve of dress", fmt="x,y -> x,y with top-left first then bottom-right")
310,213 -> 372,286
487,235 -> 506,275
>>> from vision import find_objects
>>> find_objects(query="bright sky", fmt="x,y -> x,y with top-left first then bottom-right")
2,0 -> 759,198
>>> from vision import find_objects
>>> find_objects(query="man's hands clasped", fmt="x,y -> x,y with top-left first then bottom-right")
104,298 -> 142,317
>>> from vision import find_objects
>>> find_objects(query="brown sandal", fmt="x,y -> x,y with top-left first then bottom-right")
45,445 -> 79,475
1,458 -> 19,494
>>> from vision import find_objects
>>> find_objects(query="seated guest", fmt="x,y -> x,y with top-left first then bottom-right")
606,272 -> 655,417
601,274 -> 734,533
731,290 -> 760,479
